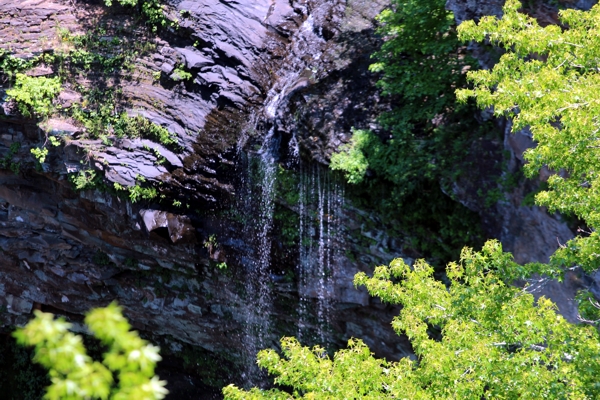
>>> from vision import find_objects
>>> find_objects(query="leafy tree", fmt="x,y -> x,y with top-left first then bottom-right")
329,128 -> 369,185
224,241 -> 600,398
330,0 -> 489,262
333,0 -> 471,186
14,302 -> 168,400
457,0 -> 600,274
369,0 -> 467,130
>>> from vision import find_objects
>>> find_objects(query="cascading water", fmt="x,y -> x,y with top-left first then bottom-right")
239,125 -> 279,386
296,164 -> 344,347
239,25 -> 322,388
239,1 -> 341,384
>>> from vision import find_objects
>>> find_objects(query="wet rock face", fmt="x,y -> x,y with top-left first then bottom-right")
276,0 -> 392,164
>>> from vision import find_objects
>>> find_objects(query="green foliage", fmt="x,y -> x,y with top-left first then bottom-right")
0,141 -> 21,174
69,168 -> 159,205
6,74 -> 61,118
275,165 -> 300,205
224,338 -> 389,399
68,48 -> 123,73
550,232 -> 600,273
48,136 -> 61,147
216,262 -> 228,270
330,0 -> 488,262
113,114 -> 178,147
128,184 -> 158,203
30,147 -> 49,164
576,289 -> 600,324
104,0 -> 167,32
114,181 -> 159,204
370,0 -> 468,123
457,0 -> 600,272
0,50 -> 37,78
170,66 -> 192,82
59,26 -> 154,75
228,4 -> 600,398
14,302 -> 168,399
329,129 -> 369,184
69,169 -> 104,191
367,0 -> 474,180
341,155 -> 484,262
204,234 -> 217,247
68,87 -> 176,147
224,241 -> 600,398
0,10 -> 174,210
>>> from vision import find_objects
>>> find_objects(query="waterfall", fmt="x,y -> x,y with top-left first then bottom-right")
296,164 -> 343,348
240,126 -> 279,386
238,1 -> 334,384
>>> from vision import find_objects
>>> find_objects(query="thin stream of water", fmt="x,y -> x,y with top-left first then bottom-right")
295,164 -> 343,347
240,3 -> 333,384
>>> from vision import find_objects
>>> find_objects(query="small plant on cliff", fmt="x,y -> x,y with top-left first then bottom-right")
225,241 -> 600,399
0,50 -> 37,79
14,302 -> 168,399
30,147 -> 49,164
203,234 -> 218,254
6,74 -> 61,118
113,180 -> 159,204
329,129 -> 369,184
113,114 -> 178,147
0,141 -> 22,174
170,66 -> 192,82
104,0 -> 167,32
69,169 -> 105,191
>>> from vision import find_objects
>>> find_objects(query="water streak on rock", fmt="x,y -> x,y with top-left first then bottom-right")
296,164 -> 342,347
